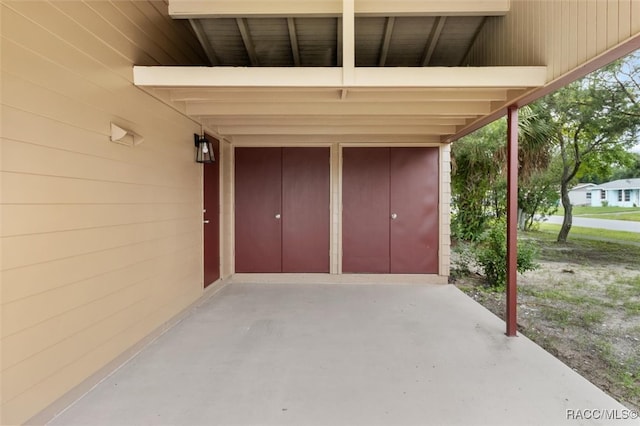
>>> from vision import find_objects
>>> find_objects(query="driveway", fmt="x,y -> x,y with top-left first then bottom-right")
49,282 -> 636,425
546,215 -> 640,234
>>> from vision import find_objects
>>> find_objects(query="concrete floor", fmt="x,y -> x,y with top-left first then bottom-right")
49,282 -> 636,426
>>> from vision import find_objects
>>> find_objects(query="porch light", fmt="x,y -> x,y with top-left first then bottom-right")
194,134 -> 214,163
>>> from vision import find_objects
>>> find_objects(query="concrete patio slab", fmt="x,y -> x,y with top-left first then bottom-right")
48,283 -> 637,425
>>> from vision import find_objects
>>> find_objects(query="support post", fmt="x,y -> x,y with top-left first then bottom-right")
506,106 -> 518,337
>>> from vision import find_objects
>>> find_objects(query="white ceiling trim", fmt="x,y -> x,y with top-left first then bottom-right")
133,66 -> 547,88
168,0 -> 510,18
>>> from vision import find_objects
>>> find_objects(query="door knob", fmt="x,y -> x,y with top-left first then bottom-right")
275,214 -> 281,219
391,213 -> 398,220
203,220 -> 210,224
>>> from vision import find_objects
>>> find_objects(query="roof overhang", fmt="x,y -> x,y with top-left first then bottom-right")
134,65 -> 547,145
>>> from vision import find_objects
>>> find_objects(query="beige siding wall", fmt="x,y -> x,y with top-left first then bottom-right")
0,2 -> 206,424
467,0 -> 640,81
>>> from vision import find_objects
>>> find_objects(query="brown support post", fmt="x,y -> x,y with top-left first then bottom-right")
506,106 -> 518,337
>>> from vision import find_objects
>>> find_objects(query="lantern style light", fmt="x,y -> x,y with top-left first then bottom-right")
194,134 -> 215,163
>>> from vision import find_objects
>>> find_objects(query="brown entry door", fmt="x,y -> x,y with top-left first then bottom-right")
235,147 -> 330,273
342,147 -> 439,274
203,136 -> 220,287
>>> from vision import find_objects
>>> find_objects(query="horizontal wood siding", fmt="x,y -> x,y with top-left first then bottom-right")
466,0 -> 640,81
0,1 -> 206,424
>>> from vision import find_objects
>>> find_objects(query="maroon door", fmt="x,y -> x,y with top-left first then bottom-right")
203,135 -> 220,287
390,147 -> 439,273
342,147 -> 439,274
235,147 -> 283,272
282,147 -> 330,272
235,147 -> 330,273
342,148 -> 390,273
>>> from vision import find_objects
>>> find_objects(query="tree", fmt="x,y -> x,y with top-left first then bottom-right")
610,152 -> 640,180
540,57 -> 640,242
451,119 -> 505,241
451,104 -> 558,239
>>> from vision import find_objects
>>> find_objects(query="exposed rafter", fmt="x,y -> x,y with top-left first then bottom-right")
215,124 -> 458,135
167,88 -> 510,103
188,19 -> 219,65
286,18 -> 301,66
186,101 -> 492,116
378,17 -> 395,67
421,16 -> 447,66
236,18 -> 259,66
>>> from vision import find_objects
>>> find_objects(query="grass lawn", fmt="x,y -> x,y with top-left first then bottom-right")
537,222 -> 640,244
555,206 -> 640,222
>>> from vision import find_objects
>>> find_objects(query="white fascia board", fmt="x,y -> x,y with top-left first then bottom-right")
357,0 -> 510,16
134,66 -> 547,89
168,0 -> 509,18
134,66 -> 343,87
169,0 -> 342,18
353,67 -> 548,88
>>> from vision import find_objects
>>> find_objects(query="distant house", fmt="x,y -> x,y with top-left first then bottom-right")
569,183 -> 598,206
589,178 -> 640,207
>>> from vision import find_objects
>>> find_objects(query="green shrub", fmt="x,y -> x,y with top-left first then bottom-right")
474,220 -> 539,289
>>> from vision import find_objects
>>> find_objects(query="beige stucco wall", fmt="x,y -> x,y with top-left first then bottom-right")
467,0 -> 640,80
0,2 -> 206,424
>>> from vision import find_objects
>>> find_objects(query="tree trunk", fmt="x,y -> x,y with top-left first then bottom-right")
557,179 -> 572,243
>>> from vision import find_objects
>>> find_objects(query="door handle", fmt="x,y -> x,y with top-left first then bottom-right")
391,213 -> 398,220
203,220 -> 210,224
275,214 -> 281,219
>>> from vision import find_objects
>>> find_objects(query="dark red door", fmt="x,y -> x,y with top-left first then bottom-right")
203,135 -> 220,287
390,147 -> 439,273
235,147 -> 282,272
235,147 -> 330,273
282,147 -> 330,272
342,147 -> 390,273
342,147 -> 439,274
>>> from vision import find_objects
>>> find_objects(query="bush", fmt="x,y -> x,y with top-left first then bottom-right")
602,200 -> 609,207
474,220 -> 539,289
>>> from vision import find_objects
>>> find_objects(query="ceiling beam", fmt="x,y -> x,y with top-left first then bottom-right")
231,134 -> 443,145
169,88 -> 509,102
216,125 -> 458,135
421,16 -> 446,66
286,18 -> 301,66
236,18 -> 259,66
134,66 -> 547,88
378,17 -> 395,67
186,101 -> 491,116
168,0 -> 509,18
201,116 -> 469,126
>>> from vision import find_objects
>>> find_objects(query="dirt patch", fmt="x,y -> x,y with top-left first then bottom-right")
452,236 -> 640,410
